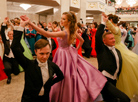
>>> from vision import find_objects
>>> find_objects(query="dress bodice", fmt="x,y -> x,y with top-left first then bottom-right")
57,31 -> 70,48
106,21 -> 121,45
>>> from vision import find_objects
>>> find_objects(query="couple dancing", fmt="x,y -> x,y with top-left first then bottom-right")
12,11 -> 130,102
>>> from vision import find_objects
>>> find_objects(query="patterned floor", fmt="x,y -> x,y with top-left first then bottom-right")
0,57 -> 98,102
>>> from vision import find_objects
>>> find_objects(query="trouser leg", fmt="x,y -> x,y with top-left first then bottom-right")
101,82 -> 130,102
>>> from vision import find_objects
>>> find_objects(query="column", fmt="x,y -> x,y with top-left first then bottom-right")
53,0 -> 70,22
93,13 -> 102,24
78,0 -> 86,24
0,0 -> 7,24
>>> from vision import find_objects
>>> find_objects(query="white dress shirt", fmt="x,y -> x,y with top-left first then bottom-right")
37,59 -> 49,96
5,40 -> 14,58
102,45 -> 120,80
47,38 -> 52,52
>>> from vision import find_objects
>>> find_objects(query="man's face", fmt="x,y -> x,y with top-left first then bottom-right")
8,31 -> 13,40
35,45 -> 51,63
103,34 -> 115,47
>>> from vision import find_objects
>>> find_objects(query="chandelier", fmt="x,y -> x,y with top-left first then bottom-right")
20,4 -> 31,10
126,0 -> 137,7
116,0 -> 123,5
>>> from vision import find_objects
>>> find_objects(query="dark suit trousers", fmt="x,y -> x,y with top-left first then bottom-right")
21,95 -> 49,102
106,77 -> 117,86
101,82 -> 130,102
3,56 -> 19,78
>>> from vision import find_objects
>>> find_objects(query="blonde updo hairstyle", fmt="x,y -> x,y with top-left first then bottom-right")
63,11 -> 77,43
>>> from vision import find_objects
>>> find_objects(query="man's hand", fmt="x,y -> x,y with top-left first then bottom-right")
20,15 -> 30,24
3,17 -> 9,24
19,20 -> 28,28
102,12 -> 108,23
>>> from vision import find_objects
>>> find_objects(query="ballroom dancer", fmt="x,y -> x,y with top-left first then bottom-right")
90,22 -> 98,57
96,21 -> 122,87
1,18 -> 21,84
10,18 -> 64,102
20,11 -> 130,102
103,12 -> 138,99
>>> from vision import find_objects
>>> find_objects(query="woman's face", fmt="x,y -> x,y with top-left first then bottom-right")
92,24 -> 95,28
60,14 -> 69,27
28,25 -> 33,29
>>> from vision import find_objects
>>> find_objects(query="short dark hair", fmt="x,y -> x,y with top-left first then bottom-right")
102,31 -> 113,39
34,39 -> 50,50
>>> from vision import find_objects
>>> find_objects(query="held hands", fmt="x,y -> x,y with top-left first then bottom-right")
3,17 -> 9,24
20,15 -> 30,27
102,12 -> 108,23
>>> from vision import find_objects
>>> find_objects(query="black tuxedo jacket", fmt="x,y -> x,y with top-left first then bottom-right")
11,29 -> 64,101
1,25 -> 24,56
82,29 -> 92,49
95,24 -> 122,77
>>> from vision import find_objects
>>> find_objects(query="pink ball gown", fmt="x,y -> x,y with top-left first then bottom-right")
50,31 -> 107,102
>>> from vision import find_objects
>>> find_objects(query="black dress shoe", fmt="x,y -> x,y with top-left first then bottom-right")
7,78 -> 11,84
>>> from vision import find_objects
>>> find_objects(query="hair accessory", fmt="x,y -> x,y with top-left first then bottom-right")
68,12 -> 73,17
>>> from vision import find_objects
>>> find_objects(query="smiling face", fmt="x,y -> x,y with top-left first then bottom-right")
35,45 -> 51,63
60,14 -> 70,27
103,33 -> 115,47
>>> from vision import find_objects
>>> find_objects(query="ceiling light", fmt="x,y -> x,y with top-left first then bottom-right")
126,0 -> 137,7
20,4 -> 31,10
116,0 -> 123,5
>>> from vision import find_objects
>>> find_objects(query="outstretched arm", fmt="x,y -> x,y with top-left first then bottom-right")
11,20 -> 30,70
20,15 -> 65,38
95,13 -> 106,53
102,12 -> 119,35
1,17 -> 8,44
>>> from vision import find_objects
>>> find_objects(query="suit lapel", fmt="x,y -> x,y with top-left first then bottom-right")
34,60 -> 43,84
116,49 -> 122,70
47,60 -> 53,78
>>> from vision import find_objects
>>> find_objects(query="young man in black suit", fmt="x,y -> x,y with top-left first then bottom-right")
9,18 -> 64,102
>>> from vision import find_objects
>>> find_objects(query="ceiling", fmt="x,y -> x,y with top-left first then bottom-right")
115,0 -> 138,7
7,0 -> 60,6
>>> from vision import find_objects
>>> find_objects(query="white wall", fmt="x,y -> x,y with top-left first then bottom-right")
7,12 -> 39,23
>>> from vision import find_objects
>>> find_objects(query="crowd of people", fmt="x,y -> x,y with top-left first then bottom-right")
0,11 -> 138,102
116,6 -> 138,14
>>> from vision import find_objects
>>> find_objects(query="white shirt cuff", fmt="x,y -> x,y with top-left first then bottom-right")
101,22 -> 106,25
14,26 -> 24,31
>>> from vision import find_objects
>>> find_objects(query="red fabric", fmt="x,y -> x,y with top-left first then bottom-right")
76,33 -> 83,57
29,33 -> 35,38
90,28 -> 97,57
0,57 -> 7,81
52,38 -> 59,58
